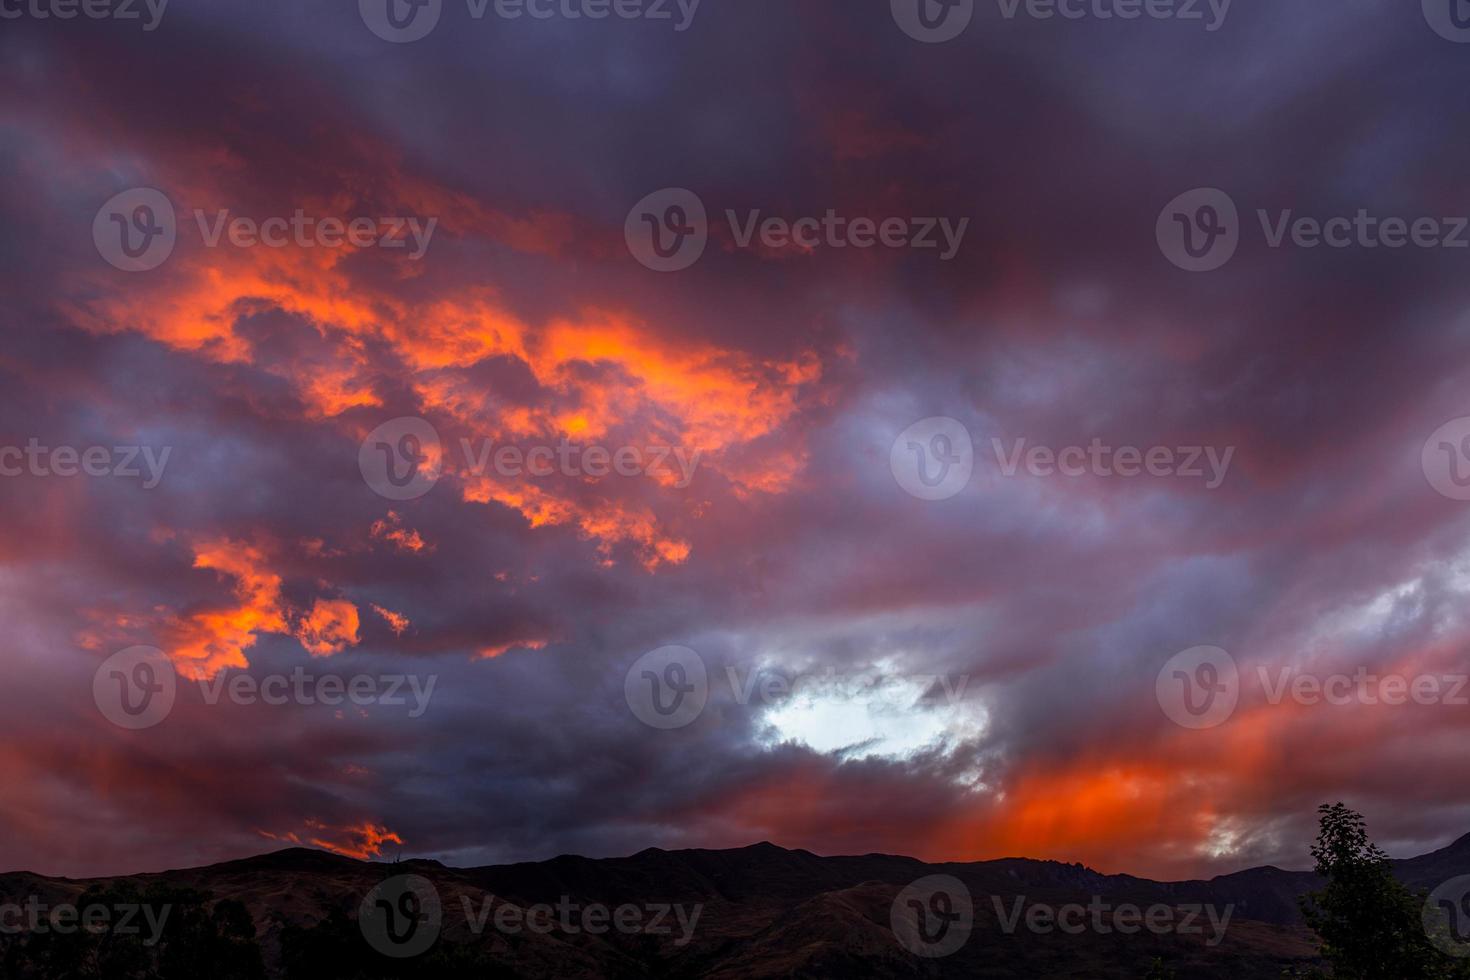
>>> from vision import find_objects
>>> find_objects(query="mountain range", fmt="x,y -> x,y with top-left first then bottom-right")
5,834 -> 1470,978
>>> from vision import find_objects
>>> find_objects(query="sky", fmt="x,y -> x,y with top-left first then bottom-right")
3,0 -> 1470,882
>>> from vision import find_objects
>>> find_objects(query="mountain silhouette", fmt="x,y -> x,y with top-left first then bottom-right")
4,837 -> 1469,977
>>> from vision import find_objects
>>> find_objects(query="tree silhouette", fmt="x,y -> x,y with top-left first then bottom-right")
0,882 -> 263,980
1296,802 -> 1470,980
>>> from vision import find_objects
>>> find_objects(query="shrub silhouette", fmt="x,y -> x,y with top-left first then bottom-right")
0,882 -> 263,980
1294,802 -> 1470,980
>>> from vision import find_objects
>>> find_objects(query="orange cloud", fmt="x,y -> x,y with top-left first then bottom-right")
163,538 -> 290,680
475,637 -> 549,661
371,604 -> 410,636
260,821 -> 404,860
370,511 -> 430,553
295,598 -> 361,658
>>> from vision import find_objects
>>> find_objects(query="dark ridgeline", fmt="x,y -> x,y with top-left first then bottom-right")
4,823 -> 1470,978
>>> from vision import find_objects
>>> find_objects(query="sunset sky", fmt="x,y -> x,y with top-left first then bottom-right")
4,0 -> 1470,882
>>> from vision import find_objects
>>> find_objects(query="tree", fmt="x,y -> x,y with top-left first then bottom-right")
1143,956 -> 1177,979
2,883 -> 264,980
1298,802 -> 1470,980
